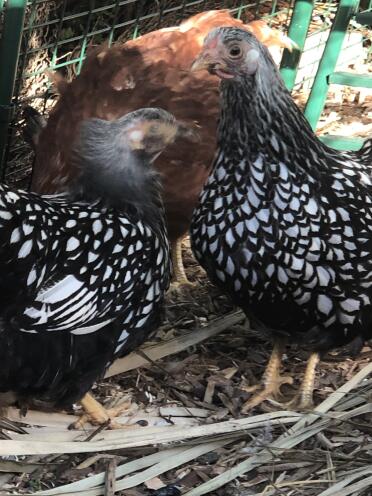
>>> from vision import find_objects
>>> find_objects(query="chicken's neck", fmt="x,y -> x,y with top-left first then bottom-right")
217,65 -> 331,178
69,150 -> 164,229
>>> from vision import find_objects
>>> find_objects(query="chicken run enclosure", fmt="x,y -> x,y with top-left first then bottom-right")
0,1 -> 371,496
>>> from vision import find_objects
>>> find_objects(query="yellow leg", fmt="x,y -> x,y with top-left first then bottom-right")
288,352 -> 320,410
69,393 -> 131,430
242,341 -> 293,413
170,238 -> 192,286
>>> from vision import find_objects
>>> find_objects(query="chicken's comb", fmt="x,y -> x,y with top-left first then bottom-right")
127,119 -> 199,150
127,120 -> 177,150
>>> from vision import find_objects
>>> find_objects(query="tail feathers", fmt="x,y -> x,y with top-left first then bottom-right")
357,138 -> 372,165
277,31 -> 299,52
348,137 -> 372,167
246,20 -> 299,52
46,69 -> 69,94
22,105 -> 47,150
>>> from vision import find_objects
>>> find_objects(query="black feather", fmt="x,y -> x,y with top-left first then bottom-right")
0,108 -> 173,409
22,106 -> 46,149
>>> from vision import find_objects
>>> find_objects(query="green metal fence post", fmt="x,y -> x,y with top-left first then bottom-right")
303,0 -> 360,130
0,0 -> 27,179
280,0 -> 315,91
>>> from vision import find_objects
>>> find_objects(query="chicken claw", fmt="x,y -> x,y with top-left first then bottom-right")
242,341 -> 293,412
282,352 -> 320,411
69,393 -> 132,430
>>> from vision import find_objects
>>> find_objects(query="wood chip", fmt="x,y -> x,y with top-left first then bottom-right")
144,477 -> 166,490
104,458 -> 117,496
203,381 -> 215,404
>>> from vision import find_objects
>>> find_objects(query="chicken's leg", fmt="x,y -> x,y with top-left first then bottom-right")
69,393 -> 131,430
242,340 -> 293,413
171,238 -> 191,286
287,352 -> 320,410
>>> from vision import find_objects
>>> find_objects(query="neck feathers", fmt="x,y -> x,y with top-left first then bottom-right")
218,53 -> 329,171
67,121 -> 163,227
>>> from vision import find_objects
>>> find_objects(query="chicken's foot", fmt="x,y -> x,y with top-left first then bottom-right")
285,352 -> 320,410
69,393 -> 132,430
242,340 -> 293,413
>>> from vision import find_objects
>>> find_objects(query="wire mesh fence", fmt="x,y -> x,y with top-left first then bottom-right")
18,0 -> 294,99
1,0 -> 295,186
294,0 -> 371,91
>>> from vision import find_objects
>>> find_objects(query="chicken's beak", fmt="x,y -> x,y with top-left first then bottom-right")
175,121 -> 200,143
191,52 -> 213,72
191,51 -> 235,79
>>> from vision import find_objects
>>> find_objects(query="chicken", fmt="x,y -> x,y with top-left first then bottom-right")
22,105 -> 47,148
190,27 -> 372,411
28,9 -> 296,286
0,108 -> 188,428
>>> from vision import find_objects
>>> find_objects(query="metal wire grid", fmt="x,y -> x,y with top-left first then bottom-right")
2,0 -> 294,185
18,0 -> 293,85
294,0 -> 371,90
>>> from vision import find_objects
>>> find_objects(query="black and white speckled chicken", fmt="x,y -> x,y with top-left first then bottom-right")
0,108 -> 188,428
191,27 -> 372,411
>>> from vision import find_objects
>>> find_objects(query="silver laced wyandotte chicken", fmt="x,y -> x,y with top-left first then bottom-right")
27,9 -> 296,287
191,27 -> 372,411
0,107 -> 191,429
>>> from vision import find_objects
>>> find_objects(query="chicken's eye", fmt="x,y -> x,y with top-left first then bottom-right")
229,45 -> 241,58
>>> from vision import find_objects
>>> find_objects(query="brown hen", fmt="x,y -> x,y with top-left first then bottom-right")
30,9 -> 295,285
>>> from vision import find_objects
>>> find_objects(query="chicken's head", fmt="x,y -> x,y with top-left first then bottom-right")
125,109 -> 199,159
191,27 -> 270,81
78,108 -> 199,168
